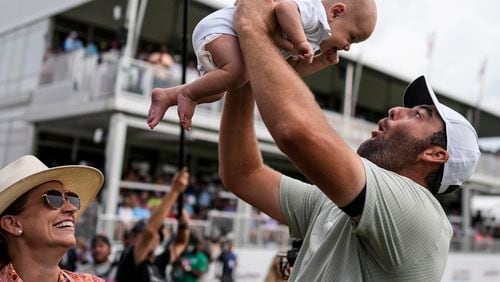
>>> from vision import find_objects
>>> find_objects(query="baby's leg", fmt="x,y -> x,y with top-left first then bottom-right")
176,34 -> 248,130
147,35 -> 246,130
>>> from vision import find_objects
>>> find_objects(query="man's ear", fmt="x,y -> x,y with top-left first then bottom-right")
328,3 -> 347,21
0,216 -> 22,236
420,146 -> 448,165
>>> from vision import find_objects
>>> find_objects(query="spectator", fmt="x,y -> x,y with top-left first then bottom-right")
85,40 -> 99,57
148,45 -> 176,88
133,191 -> 151,220
78,234 -> 117,282
116,168 -> 190,282
60,236 -> 91,271
147,191 -> 163,212
64,31 -> 83,52
216,241 -> 237,282
172,234 -> 209,282
118,193 -> 137,227
59,246 -> 78,271
148,46 -> 174,69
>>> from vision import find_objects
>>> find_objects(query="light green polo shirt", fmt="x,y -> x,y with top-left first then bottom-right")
279,158 -> 452,281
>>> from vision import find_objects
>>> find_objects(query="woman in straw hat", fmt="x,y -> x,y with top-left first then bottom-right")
0,155 -> 104,281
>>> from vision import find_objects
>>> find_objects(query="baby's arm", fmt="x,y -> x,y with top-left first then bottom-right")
275,0 -> 313,63
290,50 -> 339,77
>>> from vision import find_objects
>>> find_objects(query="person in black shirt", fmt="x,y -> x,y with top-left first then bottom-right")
217,241 -> 237,282
116,168 -> 190,282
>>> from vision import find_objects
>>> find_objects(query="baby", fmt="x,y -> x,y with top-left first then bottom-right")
147,0 -> 377,130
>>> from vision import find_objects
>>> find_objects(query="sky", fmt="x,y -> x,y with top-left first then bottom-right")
344,0 -> 500,115
208,0 -> 500,115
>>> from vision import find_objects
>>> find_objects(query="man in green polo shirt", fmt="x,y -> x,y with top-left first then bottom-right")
217,0 -> 481,280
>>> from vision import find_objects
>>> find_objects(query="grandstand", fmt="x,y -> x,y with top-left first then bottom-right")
1,0 -> 500,280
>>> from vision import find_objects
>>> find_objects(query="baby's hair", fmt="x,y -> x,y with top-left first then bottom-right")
330,0 -> 377,42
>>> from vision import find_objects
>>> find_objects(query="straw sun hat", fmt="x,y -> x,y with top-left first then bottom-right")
0,155 -> 104,218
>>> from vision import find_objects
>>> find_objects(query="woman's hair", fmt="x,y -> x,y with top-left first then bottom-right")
0,190 -> 31,268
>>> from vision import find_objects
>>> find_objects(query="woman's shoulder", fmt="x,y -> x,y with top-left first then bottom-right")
61,269 -> 104,282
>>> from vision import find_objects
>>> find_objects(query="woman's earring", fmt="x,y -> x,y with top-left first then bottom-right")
17,230 -> 23,235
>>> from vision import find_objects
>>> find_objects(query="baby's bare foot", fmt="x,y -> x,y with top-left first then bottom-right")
147,87 -> 178,129
177,92 -> 198,131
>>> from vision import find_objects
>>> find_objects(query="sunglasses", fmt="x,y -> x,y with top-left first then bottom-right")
42,190 -> 81,210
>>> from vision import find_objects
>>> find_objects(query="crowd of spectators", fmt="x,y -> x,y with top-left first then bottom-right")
133,43 -> 200,91
61,222 -> 238,281
61,165 -> 240,282
118,164 -> 237,223
44,30 -> 123,63
42,30 -> 202,108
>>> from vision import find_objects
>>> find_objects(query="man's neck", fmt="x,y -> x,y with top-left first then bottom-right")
400,168 -> 429,189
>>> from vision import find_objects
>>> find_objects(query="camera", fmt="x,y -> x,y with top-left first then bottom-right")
278,239 -> 303,279
286,239 -> 302,267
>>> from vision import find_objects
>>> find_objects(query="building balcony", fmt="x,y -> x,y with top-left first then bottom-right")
16,49 -> 499,189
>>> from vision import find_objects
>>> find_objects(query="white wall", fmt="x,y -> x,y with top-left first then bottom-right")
0,120 -> 35,166
0,19 -> 49,98
0,0 -> 93,35
443,253 -> 500,282
227,249 -> 500,282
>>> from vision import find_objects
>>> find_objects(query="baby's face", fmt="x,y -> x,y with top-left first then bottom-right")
320,14 -> 375,56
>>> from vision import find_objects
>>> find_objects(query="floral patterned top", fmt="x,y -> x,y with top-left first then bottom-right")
0,263 -> 103,282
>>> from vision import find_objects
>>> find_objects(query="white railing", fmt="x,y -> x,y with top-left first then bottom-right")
37,53 -> 500,185
39,49 -> 118,98
40,51 -> 82,85
96,210 -> 290,249
115,58 -> 223,111
96,213 -> 210,243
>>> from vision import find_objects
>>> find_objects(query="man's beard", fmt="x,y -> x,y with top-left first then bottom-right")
357,130 -> 429,174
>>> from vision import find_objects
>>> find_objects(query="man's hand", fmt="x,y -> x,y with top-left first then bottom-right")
171,167 -> 189,194
272,32 -> 294,52
234,0 -> 277,36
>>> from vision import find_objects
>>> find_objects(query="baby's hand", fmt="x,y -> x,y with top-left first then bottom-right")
320,49 -> 339,65
295,41 -> 314,64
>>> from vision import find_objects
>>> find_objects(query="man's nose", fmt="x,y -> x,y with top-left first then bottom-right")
388,107 -> 405,120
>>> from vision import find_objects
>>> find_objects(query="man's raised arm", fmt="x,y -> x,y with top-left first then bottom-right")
233,0 -> 365,207
218,84 -> 286,224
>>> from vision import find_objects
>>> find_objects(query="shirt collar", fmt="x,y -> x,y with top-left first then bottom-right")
1,263 -> 68,282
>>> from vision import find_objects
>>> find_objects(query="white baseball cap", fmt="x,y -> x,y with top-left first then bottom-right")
403,75 -> 481,194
